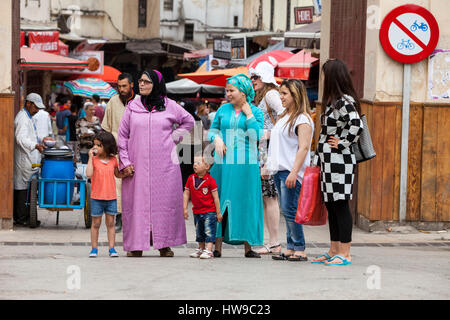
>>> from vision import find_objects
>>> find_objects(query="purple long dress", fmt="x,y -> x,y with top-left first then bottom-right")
118,96 -> 194,252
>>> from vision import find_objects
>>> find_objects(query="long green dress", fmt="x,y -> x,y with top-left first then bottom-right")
208,103 -> 264,246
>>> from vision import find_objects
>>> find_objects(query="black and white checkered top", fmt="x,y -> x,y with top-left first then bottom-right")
314,95 -> 364,202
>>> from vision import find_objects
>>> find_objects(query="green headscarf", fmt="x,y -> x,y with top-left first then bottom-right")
226,74 -> 255,104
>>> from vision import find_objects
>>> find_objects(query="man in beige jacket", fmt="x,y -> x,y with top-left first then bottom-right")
101,73 -> 137,232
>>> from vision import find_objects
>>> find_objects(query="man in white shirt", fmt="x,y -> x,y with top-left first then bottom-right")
33,108 -> 53,143
14,93 -> 46,227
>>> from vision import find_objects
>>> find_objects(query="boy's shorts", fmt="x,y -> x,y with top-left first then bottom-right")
91,199 -> 118,217
194,212 -> 217,243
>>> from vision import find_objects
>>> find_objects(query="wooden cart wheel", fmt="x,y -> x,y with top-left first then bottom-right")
29,178 -> 38,229
84,183 -> 92,229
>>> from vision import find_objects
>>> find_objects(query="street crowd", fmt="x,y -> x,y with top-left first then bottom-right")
14,59 -> 363,266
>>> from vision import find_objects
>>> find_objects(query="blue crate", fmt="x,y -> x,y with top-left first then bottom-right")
38,178 -> 86,210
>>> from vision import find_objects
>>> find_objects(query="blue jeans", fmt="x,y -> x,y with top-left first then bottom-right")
274,171 -> 306,252
194,212 -> 217,243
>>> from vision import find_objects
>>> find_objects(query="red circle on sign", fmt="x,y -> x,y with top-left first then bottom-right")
380,4 -> 439,64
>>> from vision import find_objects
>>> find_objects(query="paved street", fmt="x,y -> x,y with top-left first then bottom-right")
0,207 -> 449,300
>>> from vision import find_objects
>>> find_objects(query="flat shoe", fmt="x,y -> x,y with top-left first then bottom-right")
272,253 -> 290,261
244,250 -> 261,258
127,251 -> 143,258
213,250 -> 222,258
288,254 -> 308,262
159,248 -> 174,257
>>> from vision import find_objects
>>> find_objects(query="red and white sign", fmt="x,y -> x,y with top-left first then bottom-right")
295,7 -> 314,25
28,31 -> 60,54
380,4 -> 439,64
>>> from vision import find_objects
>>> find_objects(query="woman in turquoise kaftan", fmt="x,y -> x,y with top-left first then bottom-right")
208,74 -> 264,258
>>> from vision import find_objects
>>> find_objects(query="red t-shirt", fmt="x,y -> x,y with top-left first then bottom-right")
185,173 -> 218,215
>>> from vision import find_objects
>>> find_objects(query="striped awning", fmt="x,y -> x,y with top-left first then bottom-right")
64,78 -> 117,99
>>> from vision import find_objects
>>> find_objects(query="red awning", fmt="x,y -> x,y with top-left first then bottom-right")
184,49 -> 213,60
275,50 -> 319,80
72,65 -> 122,83
20,47 -> 88,71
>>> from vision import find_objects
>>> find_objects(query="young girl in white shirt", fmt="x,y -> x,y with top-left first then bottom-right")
264,79 -> 314,262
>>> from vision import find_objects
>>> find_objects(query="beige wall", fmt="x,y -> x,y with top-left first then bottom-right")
243,0 -> 260,29
364,0 -> 450,103
123,0 -> 160,39
0,0 -> 12,93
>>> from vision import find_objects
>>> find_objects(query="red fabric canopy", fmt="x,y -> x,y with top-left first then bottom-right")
20,47 -> 88,70
275,50 -> 319,80
247,50 -> 294,69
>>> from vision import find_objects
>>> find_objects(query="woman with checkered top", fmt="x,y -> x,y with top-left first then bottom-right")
312,59 -> 363,266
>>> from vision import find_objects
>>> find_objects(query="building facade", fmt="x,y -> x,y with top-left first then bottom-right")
160,0 -> 244,48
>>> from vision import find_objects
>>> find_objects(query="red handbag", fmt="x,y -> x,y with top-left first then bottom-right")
295,166 -> 328,226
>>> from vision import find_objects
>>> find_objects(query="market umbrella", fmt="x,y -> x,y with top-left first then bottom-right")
179,67 -> 249,87
64,78 -> 117,99
275,50 -> 319,80
166,78 -> 224,95
246,50 -> 294,69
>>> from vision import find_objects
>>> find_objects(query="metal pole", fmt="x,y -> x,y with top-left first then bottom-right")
399,63 -> 411,223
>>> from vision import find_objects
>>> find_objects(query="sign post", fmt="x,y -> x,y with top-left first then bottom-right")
379,4 -> 439,223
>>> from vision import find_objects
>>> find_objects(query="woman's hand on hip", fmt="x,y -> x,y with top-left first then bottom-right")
327,136 -> 340,149
214,137 -> 227,157
285,172 -> 298,189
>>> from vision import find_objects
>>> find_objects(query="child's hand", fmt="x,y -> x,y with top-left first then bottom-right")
184,210 -> 189,220
217,213 -> 223,223
88,147 -> 97,158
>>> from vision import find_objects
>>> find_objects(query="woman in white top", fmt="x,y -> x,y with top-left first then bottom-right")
250,62 -> 285,255
264,79 -> 314,262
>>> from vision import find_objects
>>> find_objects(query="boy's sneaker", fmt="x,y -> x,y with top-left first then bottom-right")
109,248 -> 119,258
190,249 -> 203,258
89,248 -> 98,258
200,250 -> 213,259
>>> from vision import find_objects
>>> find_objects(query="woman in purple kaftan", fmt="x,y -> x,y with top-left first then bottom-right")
118,70 -> 194,257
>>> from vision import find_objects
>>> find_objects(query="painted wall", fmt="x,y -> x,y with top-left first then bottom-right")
21,0 -> 52,22
50,0 -> 159,40
0,1 -> 12,93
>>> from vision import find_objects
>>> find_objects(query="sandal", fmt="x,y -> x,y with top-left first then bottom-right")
159,247 -> 174,258
324,255 -> 352,266
311,253 -> 332,264
272,253 -> 291,261
288,254 -> 308,262
244,250 -> 261,258
257,243 -> 282,255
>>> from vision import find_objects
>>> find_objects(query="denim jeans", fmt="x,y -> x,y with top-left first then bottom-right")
194,212 -> 217,243
274,171 -> 306,252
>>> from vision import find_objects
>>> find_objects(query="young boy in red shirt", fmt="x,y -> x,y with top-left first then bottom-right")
184,155 -> 222,259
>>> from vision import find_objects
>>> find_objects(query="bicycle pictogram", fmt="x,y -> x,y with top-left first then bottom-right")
410,20 -> 428,32
397,39 -> 415,51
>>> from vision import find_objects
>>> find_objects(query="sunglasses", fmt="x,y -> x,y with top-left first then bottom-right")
250,75 -> 260,81
138,79 -> 153,85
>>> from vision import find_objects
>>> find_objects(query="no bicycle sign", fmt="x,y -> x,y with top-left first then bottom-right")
380,4 -> 439,64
